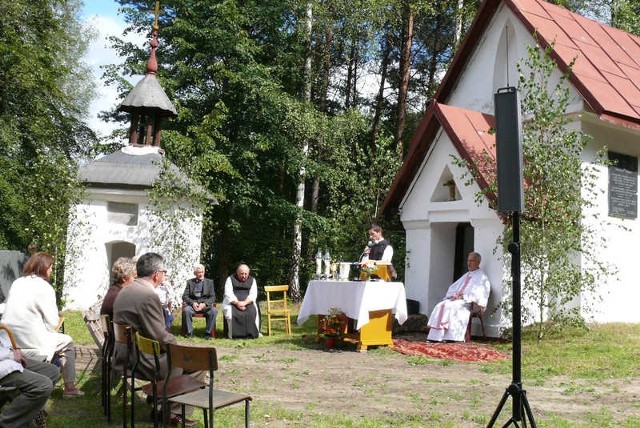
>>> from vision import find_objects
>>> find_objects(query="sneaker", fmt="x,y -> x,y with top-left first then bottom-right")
202,334 -> 212,340
169,415 -> 198,427
62,389 -> 85,398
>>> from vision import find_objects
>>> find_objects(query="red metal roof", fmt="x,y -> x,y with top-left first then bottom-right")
508,0 -> 640,123
383,0 -> 640,215
437,104 -> 497,193
384,102 -> 497,212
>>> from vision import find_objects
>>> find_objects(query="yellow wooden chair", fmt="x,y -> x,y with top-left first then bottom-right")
163,343 -> 252,427
264,285 -> 292,336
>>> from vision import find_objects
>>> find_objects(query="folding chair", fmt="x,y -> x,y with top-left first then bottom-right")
133,332 -> 205,428
132,332 -> 161,428
264,285 -> 292,336
465,302 -> 487,342
112,322 -> 134,428
180,302 -> 217,338
163,343 -> 252,428
99,314 -> 115,421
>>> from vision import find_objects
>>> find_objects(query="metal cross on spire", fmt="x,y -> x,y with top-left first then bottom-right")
152,1 -> 161,31
145,1 -> 162,75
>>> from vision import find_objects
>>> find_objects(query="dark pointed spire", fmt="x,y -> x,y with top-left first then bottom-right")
118,1 -> 176,148
146,3 -> 160,74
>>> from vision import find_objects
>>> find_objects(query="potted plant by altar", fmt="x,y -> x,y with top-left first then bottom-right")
360,261 -> 377,281
320,306 -> 347,349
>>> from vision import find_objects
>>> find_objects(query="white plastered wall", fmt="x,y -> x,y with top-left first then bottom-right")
579,118 -> 640,323
400,131 -> 505,337
63,188 -> 203,310
447,6 -> 583,117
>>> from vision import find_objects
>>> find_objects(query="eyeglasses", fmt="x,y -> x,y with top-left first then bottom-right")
157,269 -> 168,274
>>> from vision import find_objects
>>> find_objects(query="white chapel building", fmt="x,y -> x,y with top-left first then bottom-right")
383,0 -> 640,336
63,24 -> 205,309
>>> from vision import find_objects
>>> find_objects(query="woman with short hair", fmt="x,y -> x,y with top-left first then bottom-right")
2,252 -> 84,397
100,257 -> 137,319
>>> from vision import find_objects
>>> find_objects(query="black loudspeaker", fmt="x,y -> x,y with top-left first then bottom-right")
494,87 -> 524,212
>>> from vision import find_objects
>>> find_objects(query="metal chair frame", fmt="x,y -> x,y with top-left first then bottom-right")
99,314 -> 115,422
133,332 -> 162,428
113,322 -> 134,428
134,332 -> 207,428
465,302 -> 486,342
163,344 -> 252,428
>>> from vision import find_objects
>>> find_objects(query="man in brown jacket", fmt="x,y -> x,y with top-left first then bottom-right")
113,252 -> 199,427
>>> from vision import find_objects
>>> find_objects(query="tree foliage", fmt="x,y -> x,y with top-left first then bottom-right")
103,0 -> 419,295
503,44 -> 613,338
0,0 -> 96,300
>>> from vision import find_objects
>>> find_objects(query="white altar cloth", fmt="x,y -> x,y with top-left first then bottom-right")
297,280 -> 408,330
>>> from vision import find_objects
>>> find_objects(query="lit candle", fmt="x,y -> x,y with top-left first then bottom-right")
323,250 -> 331,277
315,249 -> 322,276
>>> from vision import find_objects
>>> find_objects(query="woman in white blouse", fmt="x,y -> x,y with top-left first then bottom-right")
2,252 -> 84,397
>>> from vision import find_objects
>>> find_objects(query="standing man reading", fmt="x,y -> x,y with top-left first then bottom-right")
426,252 -> 491,342
361,224 -> 393,262
181,264 -> 217,339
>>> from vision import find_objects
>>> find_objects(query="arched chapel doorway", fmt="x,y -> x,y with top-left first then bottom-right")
105,241 -> 136,279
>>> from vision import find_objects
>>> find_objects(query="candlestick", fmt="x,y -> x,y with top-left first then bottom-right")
323,250 -> 331,277
315,249 -> 322,277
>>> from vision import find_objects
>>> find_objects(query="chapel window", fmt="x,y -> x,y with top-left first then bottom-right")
107,202 -> 139,226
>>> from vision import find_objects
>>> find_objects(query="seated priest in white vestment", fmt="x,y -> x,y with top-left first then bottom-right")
222,264 -> 261,339
427,252 -> 490,342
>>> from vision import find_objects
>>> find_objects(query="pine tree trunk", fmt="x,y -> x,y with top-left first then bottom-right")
395,2 -> 414,159
371,27 -> 392,148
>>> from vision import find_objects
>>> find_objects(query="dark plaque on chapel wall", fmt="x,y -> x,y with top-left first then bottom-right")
608,152 -> 638,219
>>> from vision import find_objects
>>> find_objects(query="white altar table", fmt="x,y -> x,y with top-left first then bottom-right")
297,280 -> 408,350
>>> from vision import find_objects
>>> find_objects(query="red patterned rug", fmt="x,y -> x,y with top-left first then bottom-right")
392,339 -> 509,363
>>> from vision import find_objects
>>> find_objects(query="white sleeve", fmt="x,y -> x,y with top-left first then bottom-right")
248,279 -> 258,303
38,282 -> 61,331
381,245 -> 394,263
166,283 -> 176,302
223,277 -> 237,303
444,275 -> 463,299
0,336 -> 13,359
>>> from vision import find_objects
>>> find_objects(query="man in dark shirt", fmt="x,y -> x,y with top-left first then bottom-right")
181,264 -> 217,339
361,224 -> 394,262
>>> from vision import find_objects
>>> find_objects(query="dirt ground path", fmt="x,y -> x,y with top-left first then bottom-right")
210,344 -> 640,427
74,339 -> 640,427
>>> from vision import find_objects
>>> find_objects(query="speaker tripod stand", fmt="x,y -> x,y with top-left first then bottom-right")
487,381 -> 536,427
487,212 -> 537,428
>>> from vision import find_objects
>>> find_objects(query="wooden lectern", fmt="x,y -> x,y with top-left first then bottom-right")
360,261 -> 393,281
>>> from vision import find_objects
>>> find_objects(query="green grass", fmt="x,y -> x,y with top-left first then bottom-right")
484,323 -> 640,381
50,311 -> 640,427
